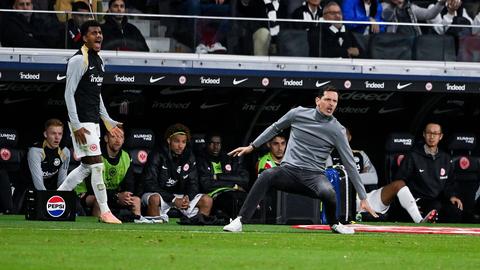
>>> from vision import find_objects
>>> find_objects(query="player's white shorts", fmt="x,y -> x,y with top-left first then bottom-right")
69,122 -> 101,158
356,187 -> 389,214
141,192 -> 203,222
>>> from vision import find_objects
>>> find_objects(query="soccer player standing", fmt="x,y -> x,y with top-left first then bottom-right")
57,20 -> 122,224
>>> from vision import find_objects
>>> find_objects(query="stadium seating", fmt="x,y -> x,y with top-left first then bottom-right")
277,29 -> 309,57
414,34 -> 457,61
124,128 -> 156,176
448,132 -> 480,222
384,132 -> 415,184
457,35 -> 480,62
369,33 -> 415,60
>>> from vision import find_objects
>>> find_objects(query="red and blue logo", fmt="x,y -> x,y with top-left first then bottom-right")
46,195 -> 66,217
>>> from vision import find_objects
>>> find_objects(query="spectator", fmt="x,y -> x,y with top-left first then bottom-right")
382,0 -> 446,36
80,127 -> 151,223
427,0 -> 473,36
291,0 -> 324,57
342,0 -> 385,34
197,133 -> 249,219
329,128 -> 437,223
394,122 -> 463,223
256,134 -> 287,175
142,123 -> 213,223
321,1 -> 363,58
101,0 -> 149,52
67,1 -> 94,49
1,0 -> 62,48
171,0 -> 230,53
474,11 -> 480,35
27,119 -> 70,191
55,0 -> 102,23
237,0 -> 275,55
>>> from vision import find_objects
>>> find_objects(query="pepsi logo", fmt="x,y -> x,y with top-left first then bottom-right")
46,195 -> 66,217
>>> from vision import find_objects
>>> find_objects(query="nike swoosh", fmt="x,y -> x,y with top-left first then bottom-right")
200,102 -> 229,109
315,80 -> 331,88
419,169 -> 424,173
160,88 -> 204,95
56,74 -> 66,81
397,83 -> 412,90
150,76 -> 166,83
89,66 -> 95,70
233,78 -> 248,85
3,98 -> 31,104
378,107 -> 405,114
433,108 -> 457,114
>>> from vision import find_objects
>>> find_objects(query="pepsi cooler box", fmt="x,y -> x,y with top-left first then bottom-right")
25,190 -> 76,221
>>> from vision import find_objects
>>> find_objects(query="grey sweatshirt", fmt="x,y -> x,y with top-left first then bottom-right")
251,106 -> 367,200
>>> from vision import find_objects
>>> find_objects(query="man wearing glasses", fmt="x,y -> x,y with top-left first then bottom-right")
394,122 -> 463,223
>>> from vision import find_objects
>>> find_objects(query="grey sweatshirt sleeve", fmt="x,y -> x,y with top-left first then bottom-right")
64,55 -> 86,131
99,94 -> 119,131
57,148 -> 70,187
251,108 -> 296,148
27,148 -> 46,190
358,150 -> 378,185
412,1 -> 445,21
333,128 -> 367,200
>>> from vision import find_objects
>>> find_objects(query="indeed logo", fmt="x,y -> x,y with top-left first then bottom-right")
19,72 -> 40,80
393,138 -> 412,146
200,76 -> 220,85
446,83 -> 466,91
457,136 -> 475,144
134,134 -> 153,141
90,74 -> 103,83
283,79 -> 303,86
365,81 -> 385,89
114,74 -> 135,83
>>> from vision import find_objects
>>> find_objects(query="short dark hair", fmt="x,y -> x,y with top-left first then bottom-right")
164,123 -> 191,142
72,1 -> 90,12
317,84 -> 338,97
80,20 -> 101,37
108,0 -> 124,8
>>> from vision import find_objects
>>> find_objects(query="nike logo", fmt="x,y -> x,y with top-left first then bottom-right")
378,107 -> 405,114
160,88 -> 204,95
56,74 -> 66,81
315,80 -> 331,88
200,102 -> 228,109
89,66 -> 95,70
150,76 -> 165,83
3,98 -> 31,104
419,169 -> 425,173
233,78 -> 248,85
433,108 -> 457,114
397,82 -> 412,90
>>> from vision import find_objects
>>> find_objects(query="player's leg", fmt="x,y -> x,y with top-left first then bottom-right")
224,166 -> 296,232
382,180 -> 423,223
195,194 -> 213,216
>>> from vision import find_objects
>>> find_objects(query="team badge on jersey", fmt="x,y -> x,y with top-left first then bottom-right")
183,163 -> 189,171
89,144 -> 98,152
46,195 -> 66,217
440,168 -> 446,176
225,164 -> 232,172
53,158 -> 61,166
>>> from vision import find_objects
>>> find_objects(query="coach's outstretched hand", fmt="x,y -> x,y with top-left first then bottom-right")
228,145 -> 254,157
360,199 -> 379,218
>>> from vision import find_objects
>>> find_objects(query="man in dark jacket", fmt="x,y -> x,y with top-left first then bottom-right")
66,1 -> 93,49
197,133 -> 249,219
394,122 -> 463,223
142,123 -> 212,223
321,1 -> 362,58
101,0 -> 149,51
1,0 -> 62,48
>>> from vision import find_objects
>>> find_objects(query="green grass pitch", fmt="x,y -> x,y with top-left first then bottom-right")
1,215 -> 480,269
